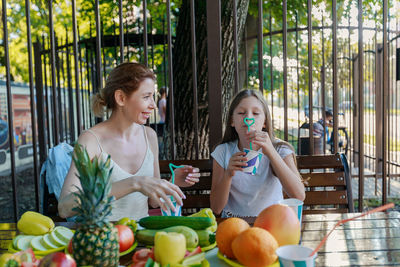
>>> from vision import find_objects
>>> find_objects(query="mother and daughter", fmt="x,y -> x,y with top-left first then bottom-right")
58,61 -> 304,221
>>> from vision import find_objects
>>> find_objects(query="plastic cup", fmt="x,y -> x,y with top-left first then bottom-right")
279,198 -> 304,225
160,198 -> 182,216
276,245 -> 317,267
242,148 -> 263,175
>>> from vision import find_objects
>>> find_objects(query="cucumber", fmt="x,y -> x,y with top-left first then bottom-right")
136,226 -> 199,248
138,216 -> 213,230
195,230 -> 216,247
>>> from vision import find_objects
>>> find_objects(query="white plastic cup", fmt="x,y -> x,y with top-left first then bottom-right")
276,245 -> 317,267
279,198 -> 304,225
160,198 -> 182,216
242,148 -> 263,175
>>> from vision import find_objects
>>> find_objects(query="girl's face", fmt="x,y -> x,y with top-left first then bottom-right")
124,78 -> 156,124
231,96 -> 266,139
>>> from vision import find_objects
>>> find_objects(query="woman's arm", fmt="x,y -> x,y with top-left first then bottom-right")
210,151 -> 247,215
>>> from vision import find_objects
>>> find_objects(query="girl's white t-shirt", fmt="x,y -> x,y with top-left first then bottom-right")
211,140 -> 294,217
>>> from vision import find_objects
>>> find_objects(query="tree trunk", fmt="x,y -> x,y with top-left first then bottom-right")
164,0 -> 250,160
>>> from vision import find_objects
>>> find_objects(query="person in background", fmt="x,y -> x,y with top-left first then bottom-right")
313,109 -> 333,144
158,87 -> 167,124
58,62 -> 200,221
210,89 -> 305,217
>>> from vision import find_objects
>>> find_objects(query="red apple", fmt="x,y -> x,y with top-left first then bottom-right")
115,224 -> 134,252
38,252 -> 76,267
254,204 -> 301,246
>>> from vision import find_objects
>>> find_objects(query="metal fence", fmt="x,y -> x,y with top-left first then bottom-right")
0,0 -> 399,222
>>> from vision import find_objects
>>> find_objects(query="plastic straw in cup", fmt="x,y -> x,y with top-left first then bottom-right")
309,202 -> 395,257
244,117 -> 255,150
168,163 -> 185,201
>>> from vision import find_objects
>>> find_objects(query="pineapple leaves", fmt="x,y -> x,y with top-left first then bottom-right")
72,144 -> 115,223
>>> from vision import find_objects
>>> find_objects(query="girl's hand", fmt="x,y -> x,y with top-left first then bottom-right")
173,165 -> 200,187
133,176 -> 185,212
247,130 -> 274,156
227,151 -> 248,177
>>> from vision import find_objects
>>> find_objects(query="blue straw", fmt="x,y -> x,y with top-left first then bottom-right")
169,163 -> 185,202
244,117 -> 255,150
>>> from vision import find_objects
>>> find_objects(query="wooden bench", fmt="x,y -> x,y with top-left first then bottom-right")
296,153 -> 354,214
159,159 -> 212,215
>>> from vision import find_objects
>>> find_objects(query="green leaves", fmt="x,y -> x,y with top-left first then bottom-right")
72,143 -> 114,224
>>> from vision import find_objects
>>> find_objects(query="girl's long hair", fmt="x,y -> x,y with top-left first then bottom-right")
221,89 -> 295,152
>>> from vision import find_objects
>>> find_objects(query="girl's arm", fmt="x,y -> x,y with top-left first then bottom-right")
268,151 -> 305,201
210,152 -> 247,215
250,131 -> 305,201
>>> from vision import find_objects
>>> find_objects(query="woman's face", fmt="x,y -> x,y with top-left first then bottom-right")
124,78 -> 156,124
231,96 -> 266,140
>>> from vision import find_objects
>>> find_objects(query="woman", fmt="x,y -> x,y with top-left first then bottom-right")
58,62 -> 200,221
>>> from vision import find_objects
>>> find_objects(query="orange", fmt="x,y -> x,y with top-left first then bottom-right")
216,218 -> 250,259
232,227 -> 278,267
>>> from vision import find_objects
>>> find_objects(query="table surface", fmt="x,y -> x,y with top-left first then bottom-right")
1,211 -> 399,266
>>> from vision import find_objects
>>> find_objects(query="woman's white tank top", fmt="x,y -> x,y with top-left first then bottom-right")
86,126 -> 154,221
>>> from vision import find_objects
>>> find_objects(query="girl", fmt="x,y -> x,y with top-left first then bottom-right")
58,62 -> 200,221
210,89 -> 305,217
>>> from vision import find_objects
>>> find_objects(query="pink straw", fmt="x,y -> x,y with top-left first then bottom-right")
309,202 -> 395,257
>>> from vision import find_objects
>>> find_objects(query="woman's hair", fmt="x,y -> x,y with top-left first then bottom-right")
221,89 -> 295,153
92,62 -> 156,117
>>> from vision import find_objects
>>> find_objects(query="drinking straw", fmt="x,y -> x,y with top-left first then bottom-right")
244,118 -> 255,150
168,163 -> 185,203
309,202 -> 395,257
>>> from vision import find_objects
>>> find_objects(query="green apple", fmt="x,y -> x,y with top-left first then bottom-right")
16,235 -> 35,250
154,232 -> 186,265
41,233 -> 59,249
54,226 -> 74,243
30,236 -> 47,251
49,230 -> 67,246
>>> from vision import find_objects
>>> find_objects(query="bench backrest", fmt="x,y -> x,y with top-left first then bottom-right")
296,153 -> 354,214
159,159 -> 213,215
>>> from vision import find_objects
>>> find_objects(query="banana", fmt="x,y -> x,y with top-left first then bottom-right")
17,211 -> 55,235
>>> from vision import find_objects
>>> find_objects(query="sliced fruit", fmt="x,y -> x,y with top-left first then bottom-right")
30,236 -> 48,251
41,233 -> 59,249
54,226 -> 74,243
181,252 -> 205,266
49,230 -> 67,247
16,235 -> 35,250
13,235 -> 25,248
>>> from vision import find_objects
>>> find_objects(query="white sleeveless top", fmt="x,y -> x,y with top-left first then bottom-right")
86,126 -> 154,221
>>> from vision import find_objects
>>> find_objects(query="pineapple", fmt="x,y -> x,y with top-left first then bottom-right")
71,144 -> 119,266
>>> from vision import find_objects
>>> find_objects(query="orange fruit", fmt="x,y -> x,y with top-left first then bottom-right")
232,227 -> 278,267
216,218 -> 250,259
254,204 -> 300,246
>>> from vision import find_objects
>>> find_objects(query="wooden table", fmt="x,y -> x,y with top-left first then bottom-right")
1,211 -> 399,266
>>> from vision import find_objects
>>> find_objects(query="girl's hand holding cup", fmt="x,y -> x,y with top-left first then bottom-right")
227,151 -> 248,177
246,130 -> 274,156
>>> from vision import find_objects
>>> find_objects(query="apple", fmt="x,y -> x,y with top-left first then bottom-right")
254,204 -> 301,246
67,239 -> 73,254
38,252 -> 76,267
115,224 -> 134,252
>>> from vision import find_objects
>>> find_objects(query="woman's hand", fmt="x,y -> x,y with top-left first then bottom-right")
246,130 -> 274,156
172,166 -> 201,187
132,176 -> 185,212
227,151 -> 248,177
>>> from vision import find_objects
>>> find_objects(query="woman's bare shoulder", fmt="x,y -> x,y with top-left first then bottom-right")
144,125 -> 157,141
76,129 -> 103,157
